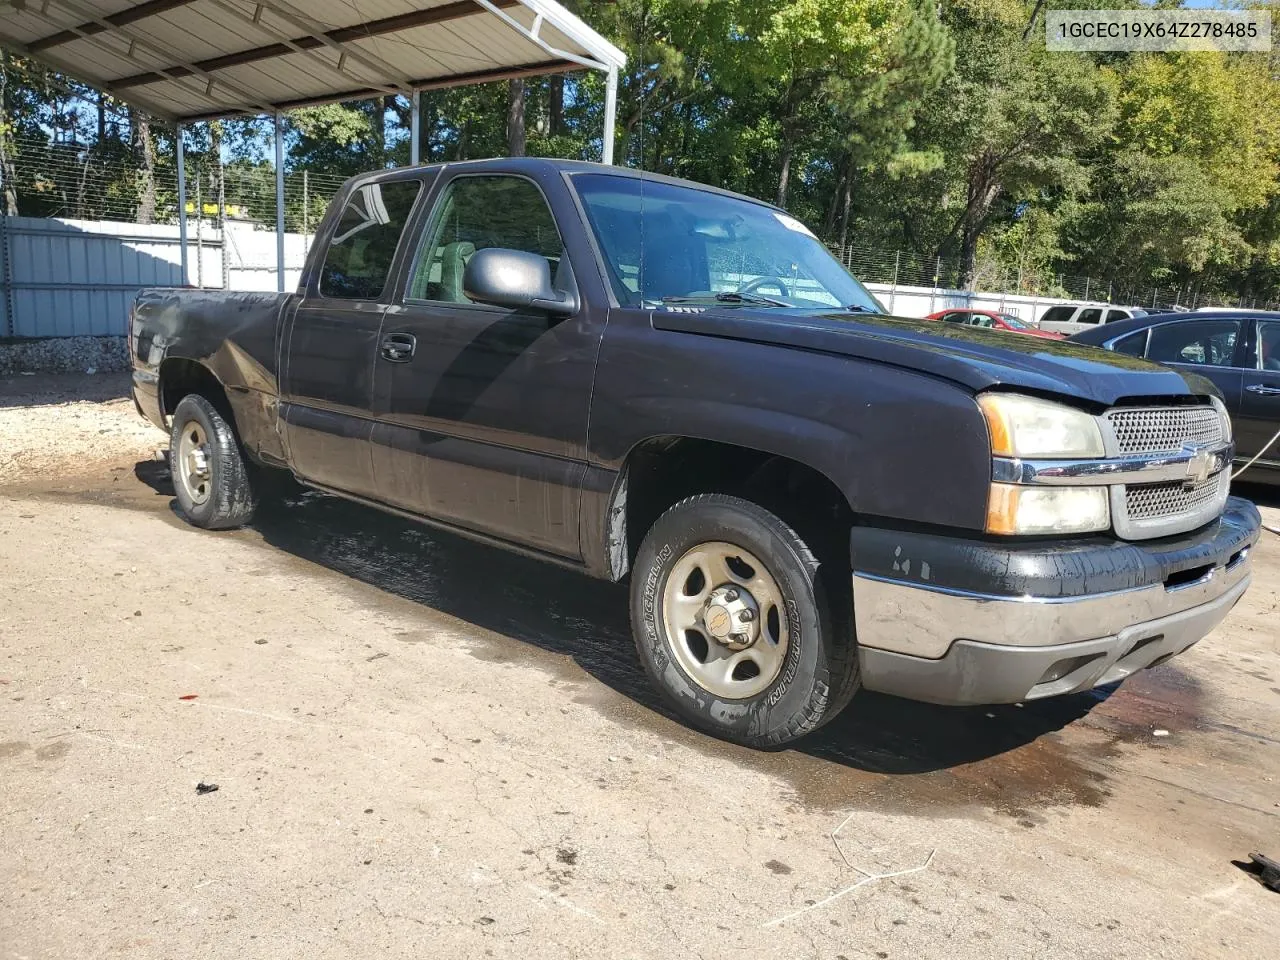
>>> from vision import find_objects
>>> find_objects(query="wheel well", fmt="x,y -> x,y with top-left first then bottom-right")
615,437 -> 854,580
158,358 -> 232,423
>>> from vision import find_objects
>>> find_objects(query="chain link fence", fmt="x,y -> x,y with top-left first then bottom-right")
832,243 -> 1280,314
2,132 -> 348,235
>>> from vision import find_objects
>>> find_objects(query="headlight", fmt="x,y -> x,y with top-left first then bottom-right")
978,393 -> 1104,459
986,483 -> 1110,535
1209,395 -> 1232,442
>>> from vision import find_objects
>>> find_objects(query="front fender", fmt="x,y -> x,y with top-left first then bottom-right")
588,314 -> 992,532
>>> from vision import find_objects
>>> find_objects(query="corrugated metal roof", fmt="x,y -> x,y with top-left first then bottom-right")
0,0 -> 625,121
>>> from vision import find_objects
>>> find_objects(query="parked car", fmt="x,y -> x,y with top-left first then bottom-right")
129,158 -> 1259,748
924,307 -> 1065,339
1072,310 -> 1280,485
1037,302 -> 1149,336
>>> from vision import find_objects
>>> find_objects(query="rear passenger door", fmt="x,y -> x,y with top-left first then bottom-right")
280,177 -> 425,497
1238,318 -> 1280,473
370,170 -> 603,559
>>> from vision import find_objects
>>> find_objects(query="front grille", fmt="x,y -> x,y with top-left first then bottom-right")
1106,406 -> 1224,454
1125,473 -> 1225,520
1105,404 -> 1229,539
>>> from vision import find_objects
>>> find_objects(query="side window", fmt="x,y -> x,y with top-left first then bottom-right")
319,180 -> 422,300
941,312 -> 966,324
1111,330 -> 1148,357
1076,308 -> 1104,325
408,176 -> 563,303
1103,309 -> 1129,324
971,315 -> 995,328
1257,320 -> 1280,371
1039,305 -> 1074,324
1147,320 -> 1241,366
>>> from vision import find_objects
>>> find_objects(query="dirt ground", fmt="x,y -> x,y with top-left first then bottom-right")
2,373 -> 1279,960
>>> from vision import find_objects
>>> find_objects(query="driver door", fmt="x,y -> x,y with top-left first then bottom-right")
370,170 -> 601,558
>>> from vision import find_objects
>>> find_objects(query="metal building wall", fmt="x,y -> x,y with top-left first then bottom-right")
0,216 -> 311,338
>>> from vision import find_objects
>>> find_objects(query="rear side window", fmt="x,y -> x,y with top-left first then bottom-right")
1039,306 -> 1074,324
1147,320 -> 1241,366
1111,330 -> 1148,356
1076,308 -> 1103,325
1103,309 -> 1130,323
319,180 -> 422,299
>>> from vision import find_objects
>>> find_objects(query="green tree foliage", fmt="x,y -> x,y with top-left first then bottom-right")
3,1 -> 1280,305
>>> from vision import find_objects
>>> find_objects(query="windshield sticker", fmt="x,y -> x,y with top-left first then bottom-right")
773,212 -> 816,238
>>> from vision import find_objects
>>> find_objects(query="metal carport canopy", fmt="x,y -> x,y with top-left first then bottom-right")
0,0 -> 625,290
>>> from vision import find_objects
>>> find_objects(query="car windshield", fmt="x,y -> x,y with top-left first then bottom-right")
571,173 -> 883,313
998,314 -> 1032,330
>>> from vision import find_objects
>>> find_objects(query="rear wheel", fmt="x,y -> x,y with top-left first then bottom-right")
168,394 -> 257,529
631,494 -> 859,748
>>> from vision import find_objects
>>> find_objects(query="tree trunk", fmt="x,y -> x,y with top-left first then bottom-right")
382,94 -> 397,166
0,52 -> 18,215
96,91 -> 107,143
958,150 -> 1002,290
549,75 -> 564,136
776,136 -> 794,208
838,170 -> 854,253
507,79 -> 526,157
133,109 -> 156,225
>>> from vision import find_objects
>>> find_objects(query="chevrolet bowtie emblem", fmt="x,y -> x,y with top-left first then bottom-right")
1182,443 -> 1215,489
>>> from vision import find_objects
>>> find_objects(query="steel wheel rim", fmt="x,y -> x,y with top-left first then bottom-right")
176,421 -> 212,506
661,541 -> 790,700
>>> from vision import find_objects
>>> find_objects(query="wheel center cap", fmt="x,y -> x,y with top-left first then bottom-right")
702,585 -> 760,649
187,448 -> 209,478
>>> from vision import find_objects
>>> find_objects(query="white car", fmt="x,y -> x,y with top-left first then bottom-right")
1037,303 -> 1149,337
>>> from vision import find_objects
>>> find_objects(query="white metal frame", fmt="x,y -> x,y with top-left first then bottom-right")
8,0 -> 627,288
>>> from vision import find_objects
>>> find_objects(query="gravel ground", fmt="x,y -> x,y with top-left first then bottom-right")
2,374 -> 1280,960
0,373 -> 161,485
0,337 -> 129,376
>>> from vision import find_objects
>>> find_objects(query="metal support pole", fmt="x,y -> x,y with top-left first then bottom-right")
410,91 -> 421,165
218,160 -> 229,290
176,123 -> 188,284
274,112 -> 285,293
195,175 -> 203,289
302,169 -> 310,255
889,249 -> 899,314
602,66 -> 618,165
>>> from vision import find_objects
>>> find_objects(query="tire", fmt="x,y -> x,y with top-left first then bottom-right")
168,393 -> 257,530
631,493 -> 860,748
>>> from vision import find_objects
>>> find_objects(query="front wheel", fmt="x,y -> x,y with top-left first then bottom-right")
630,494 -> 859,748
168,394 -> 257,530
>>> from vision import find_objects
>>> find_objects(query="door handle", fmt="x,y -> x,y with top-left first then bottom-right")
380,333 -> 416,362
1245,384 -> 1280,396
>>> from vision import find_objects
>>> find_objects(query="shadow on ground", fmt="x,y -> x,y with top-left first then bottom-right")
0,371 -> 129,409
133,458 -> 1115,799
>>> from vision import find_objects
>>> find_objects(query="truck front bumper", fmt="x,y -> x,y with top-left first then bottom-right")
852,497 -> 1261,705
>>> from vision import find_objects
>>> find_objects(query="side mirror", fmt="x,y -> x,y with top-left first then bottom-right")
462,248 -> 578,315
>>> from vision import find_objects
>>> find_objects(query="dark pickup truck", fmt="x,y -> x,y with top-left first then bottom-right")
130,158 -> 1261,748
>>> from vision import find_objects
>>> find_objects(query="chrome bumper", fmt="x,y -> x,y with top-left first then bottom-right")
854,545 -> 1252,660
851,498 -> 1261,705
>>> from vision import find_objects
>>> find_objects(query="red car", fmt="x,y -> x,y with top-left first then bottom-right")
924,308 -> 1066,339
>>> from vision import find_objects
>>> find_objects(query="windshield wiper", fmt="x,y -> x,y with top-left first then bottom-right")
662,292 -> 790,308
844,304 -> 876,313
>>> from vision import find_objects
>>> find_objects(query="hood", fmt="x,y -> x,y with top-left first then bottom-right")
651,309 -> 1215,407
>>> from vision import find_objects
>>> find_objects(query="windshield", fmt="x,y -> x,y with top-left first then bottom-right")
571,173 -> 883,313
998,313 -> 1032,330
